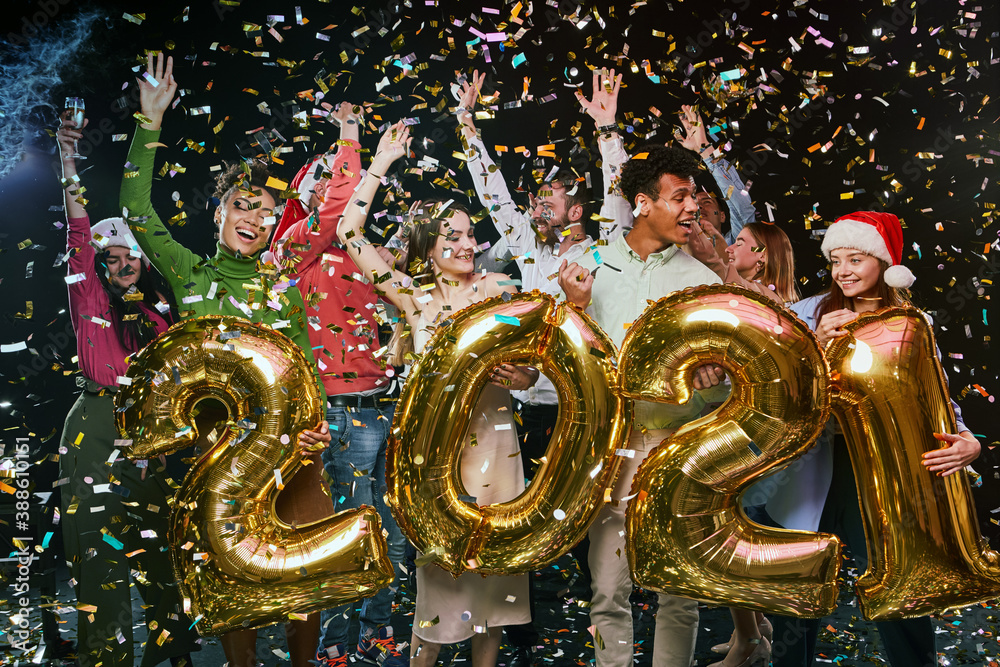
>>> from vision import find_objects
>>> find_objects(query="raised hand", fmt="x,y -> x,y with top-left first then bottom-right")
578,67 -> 622,127
57,110 -> 88,162
372,121 -> 412,168
331,101 -> 363,126
456,70 -> 486,131
331,101 -> 363,142
676,104 -> 710,154
137,52 -> 178,131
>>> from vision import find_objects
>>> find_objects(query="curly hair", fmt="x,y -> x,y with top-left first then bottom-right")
619,144 -> 702,207
212,159 -> 279,206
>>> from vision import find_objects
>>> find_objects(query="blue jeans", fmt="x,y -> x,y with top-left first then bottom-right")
319,399 -> 405,650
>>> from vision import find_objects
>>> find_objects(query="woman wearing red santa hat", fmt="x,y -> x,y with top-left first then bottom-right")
751,210 -> 981,667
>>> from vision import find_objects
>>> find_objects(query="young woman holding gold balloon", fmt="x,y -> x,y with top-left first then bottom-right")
337,121 -> 532,667
56,110 -> 199,667
758,211 -> 981,667
119,51 -> 332,667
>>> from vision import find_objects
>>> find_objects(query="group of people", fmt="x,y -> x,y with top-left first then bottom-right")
56,52 -> 982,667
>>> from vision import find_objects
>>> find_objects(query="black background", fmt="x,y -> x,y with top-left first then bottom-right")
0,0 -> 997,499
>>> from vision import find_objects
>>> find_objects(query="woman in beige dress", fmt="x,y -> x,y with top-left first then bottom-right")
338,122 -> 531,666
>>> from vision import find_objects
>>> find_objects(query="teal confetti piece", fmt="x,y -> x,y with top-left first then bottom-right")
512,53 -> 526,68
494,314 -> 521,326
593,250 -> 603,265
497,279 -> 522,286
707,122 -> 727,136
188,615 -> 203,631
42,532 -> 54,548
983,309 -> 988,326
720,68 -> 743,81
102,533 -> 124,550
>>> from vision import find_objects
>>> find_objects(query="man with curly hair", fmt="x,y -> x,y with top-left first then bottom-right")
558,144 -> 729,667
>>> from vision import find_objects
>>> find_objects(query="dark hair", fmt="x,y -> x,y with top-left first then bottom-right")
388,198 -> 473,365
815,257 -> 910,321
213,159 -> 280,209
95,251 -> 177,353
744,223 -> 800,304
543,168 -> 594,238
402,199 -> 473,279
619,144 -> 702,206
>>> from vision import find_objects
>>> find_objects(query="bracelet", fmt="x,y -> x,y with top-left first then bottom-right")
596,123 -> 619,135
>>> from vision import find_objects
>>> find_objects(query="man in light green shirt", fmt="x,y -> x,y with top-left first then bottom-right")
559,145 -> 729,667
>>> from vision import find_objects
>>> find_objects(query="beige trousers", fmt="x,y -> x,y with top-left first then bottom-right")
588,429 -> 699,667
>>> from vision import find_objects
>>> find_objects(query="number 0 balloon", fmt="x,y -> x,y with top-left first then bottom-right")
115,316 -> 393,635
388,291 -> 631,575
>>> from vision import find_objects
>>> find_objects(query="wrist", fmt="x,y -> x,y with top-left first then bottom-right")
595,121 -> 619,136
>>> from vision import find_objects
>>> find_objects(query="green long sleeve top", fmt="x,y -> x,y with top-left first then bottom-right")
119,126 -> 326,403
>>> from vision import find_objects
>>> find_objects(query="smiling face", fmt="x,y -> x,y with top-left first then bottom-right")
637,173 -> 700,247
103,246 -> 143,290
830,248 -> 883,300
727,228 -> 764,276
531,182 -> 572,246
216,187 -> 277,257
431,211 -> 477,275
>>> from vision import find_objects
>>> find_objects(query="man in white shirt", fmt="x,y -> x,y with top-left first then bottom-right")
559,144 -> 729,667
453,68 -> 630,666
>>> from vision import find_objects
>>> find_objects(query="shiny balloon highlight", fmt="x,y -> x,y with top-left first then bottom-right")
619,284 -> 842,618
387,291 -> 631,575
116,316 -> 393,635
827,307 -> 1000,620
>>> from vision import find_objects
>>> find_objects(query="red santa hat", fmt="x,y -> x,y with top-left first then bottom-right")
273,151 -> 337,243
821,211 -> 916,289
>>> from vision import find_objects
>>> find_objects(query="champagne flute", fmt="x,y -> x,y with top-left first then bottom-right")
64,97 -> 86,160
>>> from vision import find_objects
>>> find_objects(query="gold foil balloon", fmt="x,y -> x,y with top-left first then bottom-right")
619,284 -> 842,617
115,316 -> 393,635
388,291 -> 631,575
826,307 -> 1000,620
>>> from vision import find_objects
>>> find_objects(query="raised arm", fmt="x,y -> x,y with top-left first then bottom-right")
578,68 -> 633,241
57,112 -> 87,220
276,102 -> 364,271
455,71 -> 530,257
337,122 -> 414,311
58,115 -> 106,324
678,104 -> 756,245
119,52 -> 196,288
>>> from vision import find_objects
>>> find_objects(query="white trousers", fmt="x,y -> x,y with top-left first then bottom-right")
588,429 -> 699,667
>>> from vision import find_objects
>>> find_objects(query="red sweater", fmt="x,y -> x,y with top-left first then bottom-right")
271,141 -> 390,396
